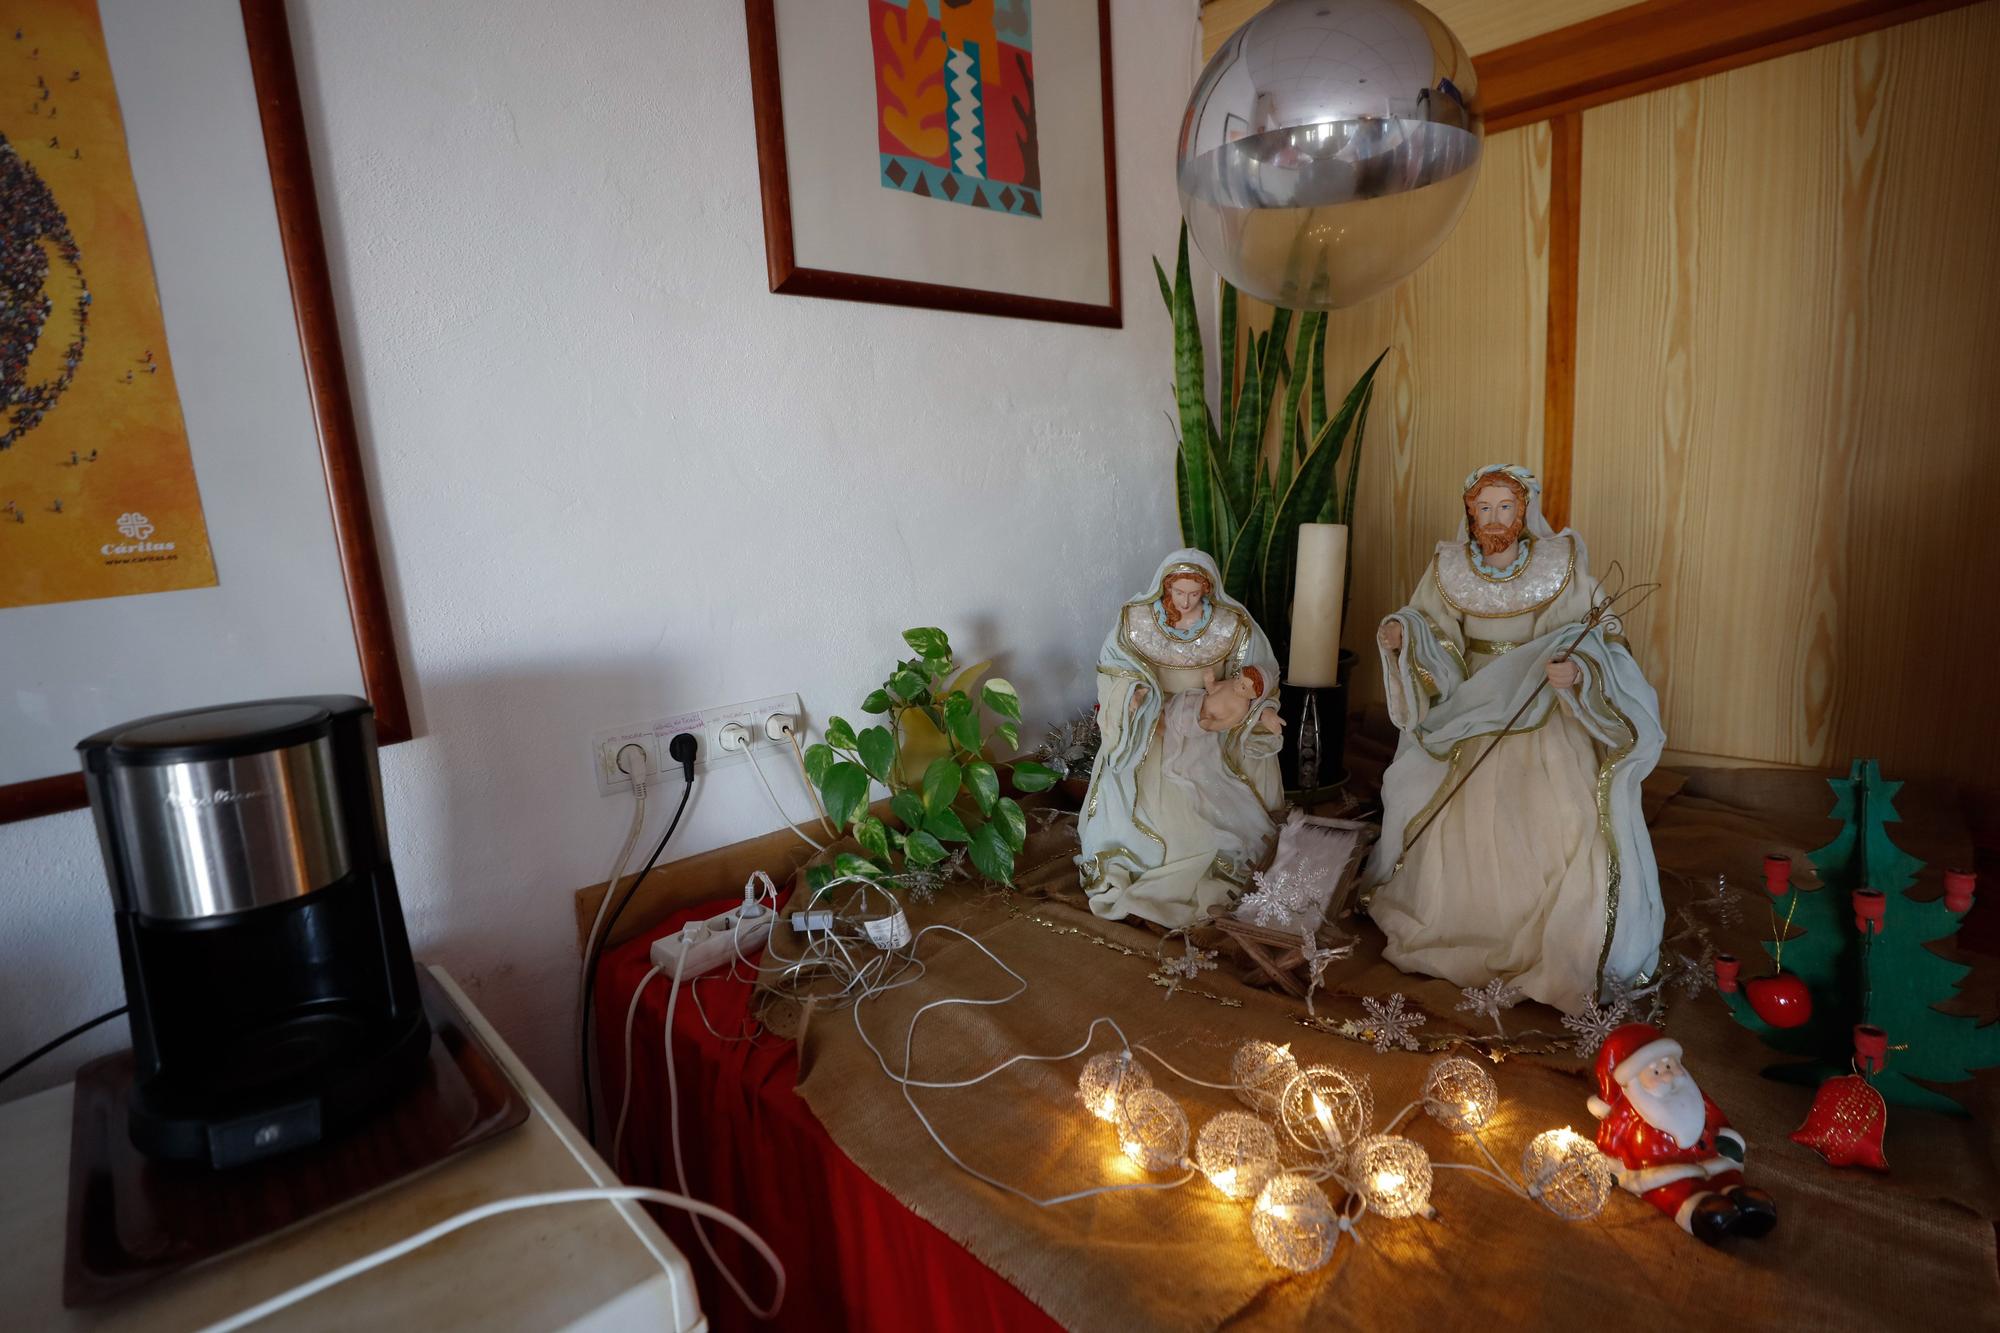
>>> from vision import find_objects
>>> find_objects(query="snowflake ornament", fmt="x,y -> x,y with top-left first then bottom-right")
1697,872 -> 1743,927
1157,944 -> 1219,997
1360,993 -> 1426,1053
1560,993 -> 1633,1057
1236,863 -> 1328,932
1454,978 -> 1524,1032
1672,947 -> 1716,1000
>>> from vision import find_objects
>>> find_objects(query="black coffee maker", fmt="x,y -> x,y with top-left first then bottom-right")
78,695 -> 430,1168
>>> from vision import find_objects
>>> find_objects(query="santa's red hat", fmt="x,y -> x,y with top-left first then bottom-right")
1586,1023 -> 1682,1118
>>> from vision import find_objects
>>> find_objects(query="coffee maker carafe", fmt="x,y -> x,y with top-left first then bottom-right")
79,695 -> 429,1168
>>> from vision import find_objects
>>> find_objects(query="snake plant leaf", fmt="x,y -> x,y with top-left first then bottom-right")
1223,331 -> 1264,518
1224,488 -> 1270,618
1153,256 -> 1173,318
1170,225 -> 1215,561
1208,447 -> 1237,558
1277,311 -> 1319,496
1307,313 -> 1330,451
1259,306 -> 1293,428
1337,372 -> 1378,527
1219,281 -> 1239,449
1261,346 -> 1389,653
1175,446 -> 1197,548
857,726 -> 896,783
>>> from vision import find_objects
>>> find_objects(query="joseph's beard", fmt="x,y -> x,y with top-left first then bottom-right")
1473,520 -> 1523,557
1627,1074 -> 1706,1149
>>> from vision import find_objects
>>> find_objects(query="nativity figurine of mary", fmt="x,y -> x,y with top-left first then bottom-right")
1077,550 -> 1285,929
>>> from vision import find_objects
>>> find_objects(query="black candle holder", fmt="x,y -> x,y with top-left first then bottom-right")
1278,648 -> 1356,800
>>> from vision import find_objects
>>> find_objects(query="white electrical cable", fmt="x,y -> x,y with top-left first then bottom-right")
611,962 -> 664,1172
578,755 -> 650,1133
194,1185 -> 784,1333
742,740 -> 827,852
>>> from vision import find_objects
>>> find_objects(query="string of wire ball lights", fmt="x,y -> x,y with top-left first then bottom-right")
1075,1039 -> 1620,1275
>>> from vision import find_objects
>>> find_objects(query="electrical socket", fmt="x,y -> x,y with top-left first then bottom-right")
588,725 -> 660,796
587,694 -> 803,795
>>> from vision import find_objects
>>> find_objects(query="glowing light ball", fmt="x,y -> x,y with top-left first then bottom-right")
1421,1054 -> 1498,1134
1077,1051 -> 1152,1123
1117,1088 -> 1191,1172
1195,1111 -> 1282,1202
1252,1173 -> 1339,1273
1177,0 -> 1484,309
1351,1134 -> 1434,1218
1277,1065 -> 1373,1163
1231,1040 -> 1301,1116
1521,1127 -> 1616,1221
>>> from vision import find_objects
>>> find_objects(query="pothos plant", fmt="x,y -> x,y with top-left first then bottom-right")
802,627 -> 1062,892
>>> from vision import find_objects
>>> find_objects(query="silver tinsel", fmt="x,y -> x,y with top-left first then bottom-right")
1036,711 -> 1101,781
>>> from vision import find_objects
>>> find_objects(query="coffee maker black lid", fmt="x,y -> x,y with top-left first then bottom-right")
80,698 -> 346,767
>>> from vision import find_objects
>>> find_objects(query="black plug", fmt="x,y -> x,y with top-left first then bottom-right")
668,731 -> 698,784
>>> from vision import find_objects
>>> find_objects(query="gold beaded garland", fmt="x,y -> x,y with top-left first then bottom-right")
1194,1111 -> 1281,1201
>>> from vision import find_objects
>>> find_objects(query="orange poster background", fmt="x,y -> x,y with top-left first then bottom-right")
0,0 -> 216,609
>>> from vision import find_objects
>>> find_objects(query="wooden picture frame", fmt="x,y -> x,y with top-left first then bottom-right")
744,0 -> 1122,328
0,0 -> 407,823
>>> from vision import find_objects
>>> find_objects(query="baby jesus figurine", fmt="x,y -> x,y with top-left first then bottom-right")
1197,666 -> 1284,734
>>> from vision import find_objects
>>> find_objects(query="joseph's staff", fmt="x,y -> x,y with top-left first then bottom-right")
1396,565 -> 1658,861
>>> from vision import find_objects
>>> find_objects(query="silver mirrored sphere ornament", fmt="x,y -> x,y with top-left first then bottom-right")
1177,0 -> 1483,309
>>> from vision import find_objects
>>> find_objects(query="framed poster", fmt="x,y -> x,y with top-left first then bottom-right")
745,0 -> 1121,327
0,0 -> 407,822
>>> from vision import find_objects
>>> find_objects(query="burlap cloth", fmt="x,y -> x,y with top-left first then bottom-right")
789,764 -> 2000,1331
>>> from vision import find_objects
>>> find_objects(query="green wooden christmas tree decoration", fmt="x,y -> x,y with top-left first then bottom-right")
1720,759 -> 2000,1115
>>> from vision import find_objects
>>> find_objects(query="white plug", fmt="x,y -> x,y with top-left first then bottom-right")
764,712 -> 798,743
717,722 -> 752,753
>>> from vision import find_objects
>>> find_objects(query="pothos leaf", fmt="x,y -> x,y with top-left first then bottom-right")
921,758 -> 962,816
802,742 -> 835,788
857,726 -> 895,783
925,806 -> 971,843
825,716 -> 858,751
944,692 -> 982,754
902,627 -> 952,661
1009,760 -> 1062,793
860,689 -> 894,715
992,722 -> 1020,753
964,760 -> 1000,814
820,762 -> 870,830
993,796 -> 1027,852
854,815 -> 891,863
981,678 -> 1022,721
968,821 -> 1015,884
890,790 -> 927,832
903,830 -> 948,868
833,851 -> 882,881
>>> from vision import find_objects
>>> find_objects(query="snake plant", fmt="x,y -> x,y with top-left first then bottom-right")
1154,222 -> 1386,668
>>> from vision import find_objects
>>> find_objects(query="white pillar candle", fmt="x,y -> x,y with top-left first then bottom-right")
1287,523 -> 1347,687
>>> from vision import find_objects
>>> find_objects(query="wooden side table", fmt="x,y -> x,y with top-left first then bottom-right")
0,965 -> 704,1332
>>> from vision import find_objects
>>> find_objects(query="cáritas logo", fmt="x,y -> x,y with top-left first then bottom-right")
103,511 -> 176,556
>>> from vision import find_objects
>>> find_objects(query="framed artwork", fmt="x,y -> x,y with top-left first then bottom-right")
0,0 -> 407,823
745,0 -> 1121,327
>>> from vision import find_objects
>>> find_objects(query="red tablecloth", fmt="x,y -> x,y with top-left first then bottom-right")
594,896 -> 1062,1333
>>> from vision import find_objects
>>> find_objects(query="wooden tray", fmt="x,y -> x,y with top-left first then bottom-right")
63,968 -> 528,1308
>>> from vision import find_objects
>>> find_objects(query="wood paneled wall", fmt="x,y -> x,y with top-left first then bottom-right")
1199,1 -> 2000,782
1571,3 -> 2000,777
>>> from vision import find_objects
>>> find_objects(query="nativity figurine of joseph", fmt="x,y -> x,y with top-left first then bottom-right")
1078,550 -> 1285,929
1360,465 -> 1666,1013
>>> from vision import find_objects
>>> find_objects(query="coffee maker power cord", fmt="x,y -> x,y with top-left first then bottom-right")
0,1005 -> 127,1088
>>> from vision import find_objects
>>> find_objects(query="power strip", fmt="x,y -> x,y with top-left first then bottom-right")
649,902 -> 775,981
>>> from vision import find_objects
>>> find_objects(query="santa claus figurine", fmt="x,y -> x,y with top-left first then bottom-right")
1587,1023 -> 1777,1243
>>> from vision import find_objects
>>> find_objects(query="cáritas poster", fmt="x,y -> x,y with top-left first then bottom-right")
0,0 -> 216,610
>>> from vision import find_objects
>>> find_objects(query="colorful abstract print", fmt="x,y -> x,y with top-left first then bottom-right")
871,0 -> 1040,218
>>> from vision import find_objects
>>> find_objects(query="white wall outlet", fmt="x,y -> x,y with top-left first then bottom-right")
588,725 -> 659,796
670,693 -> 805,775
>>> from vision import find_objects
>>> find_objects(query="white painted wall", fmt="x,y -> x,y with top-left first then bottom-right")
0,0 -> 1200,1113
